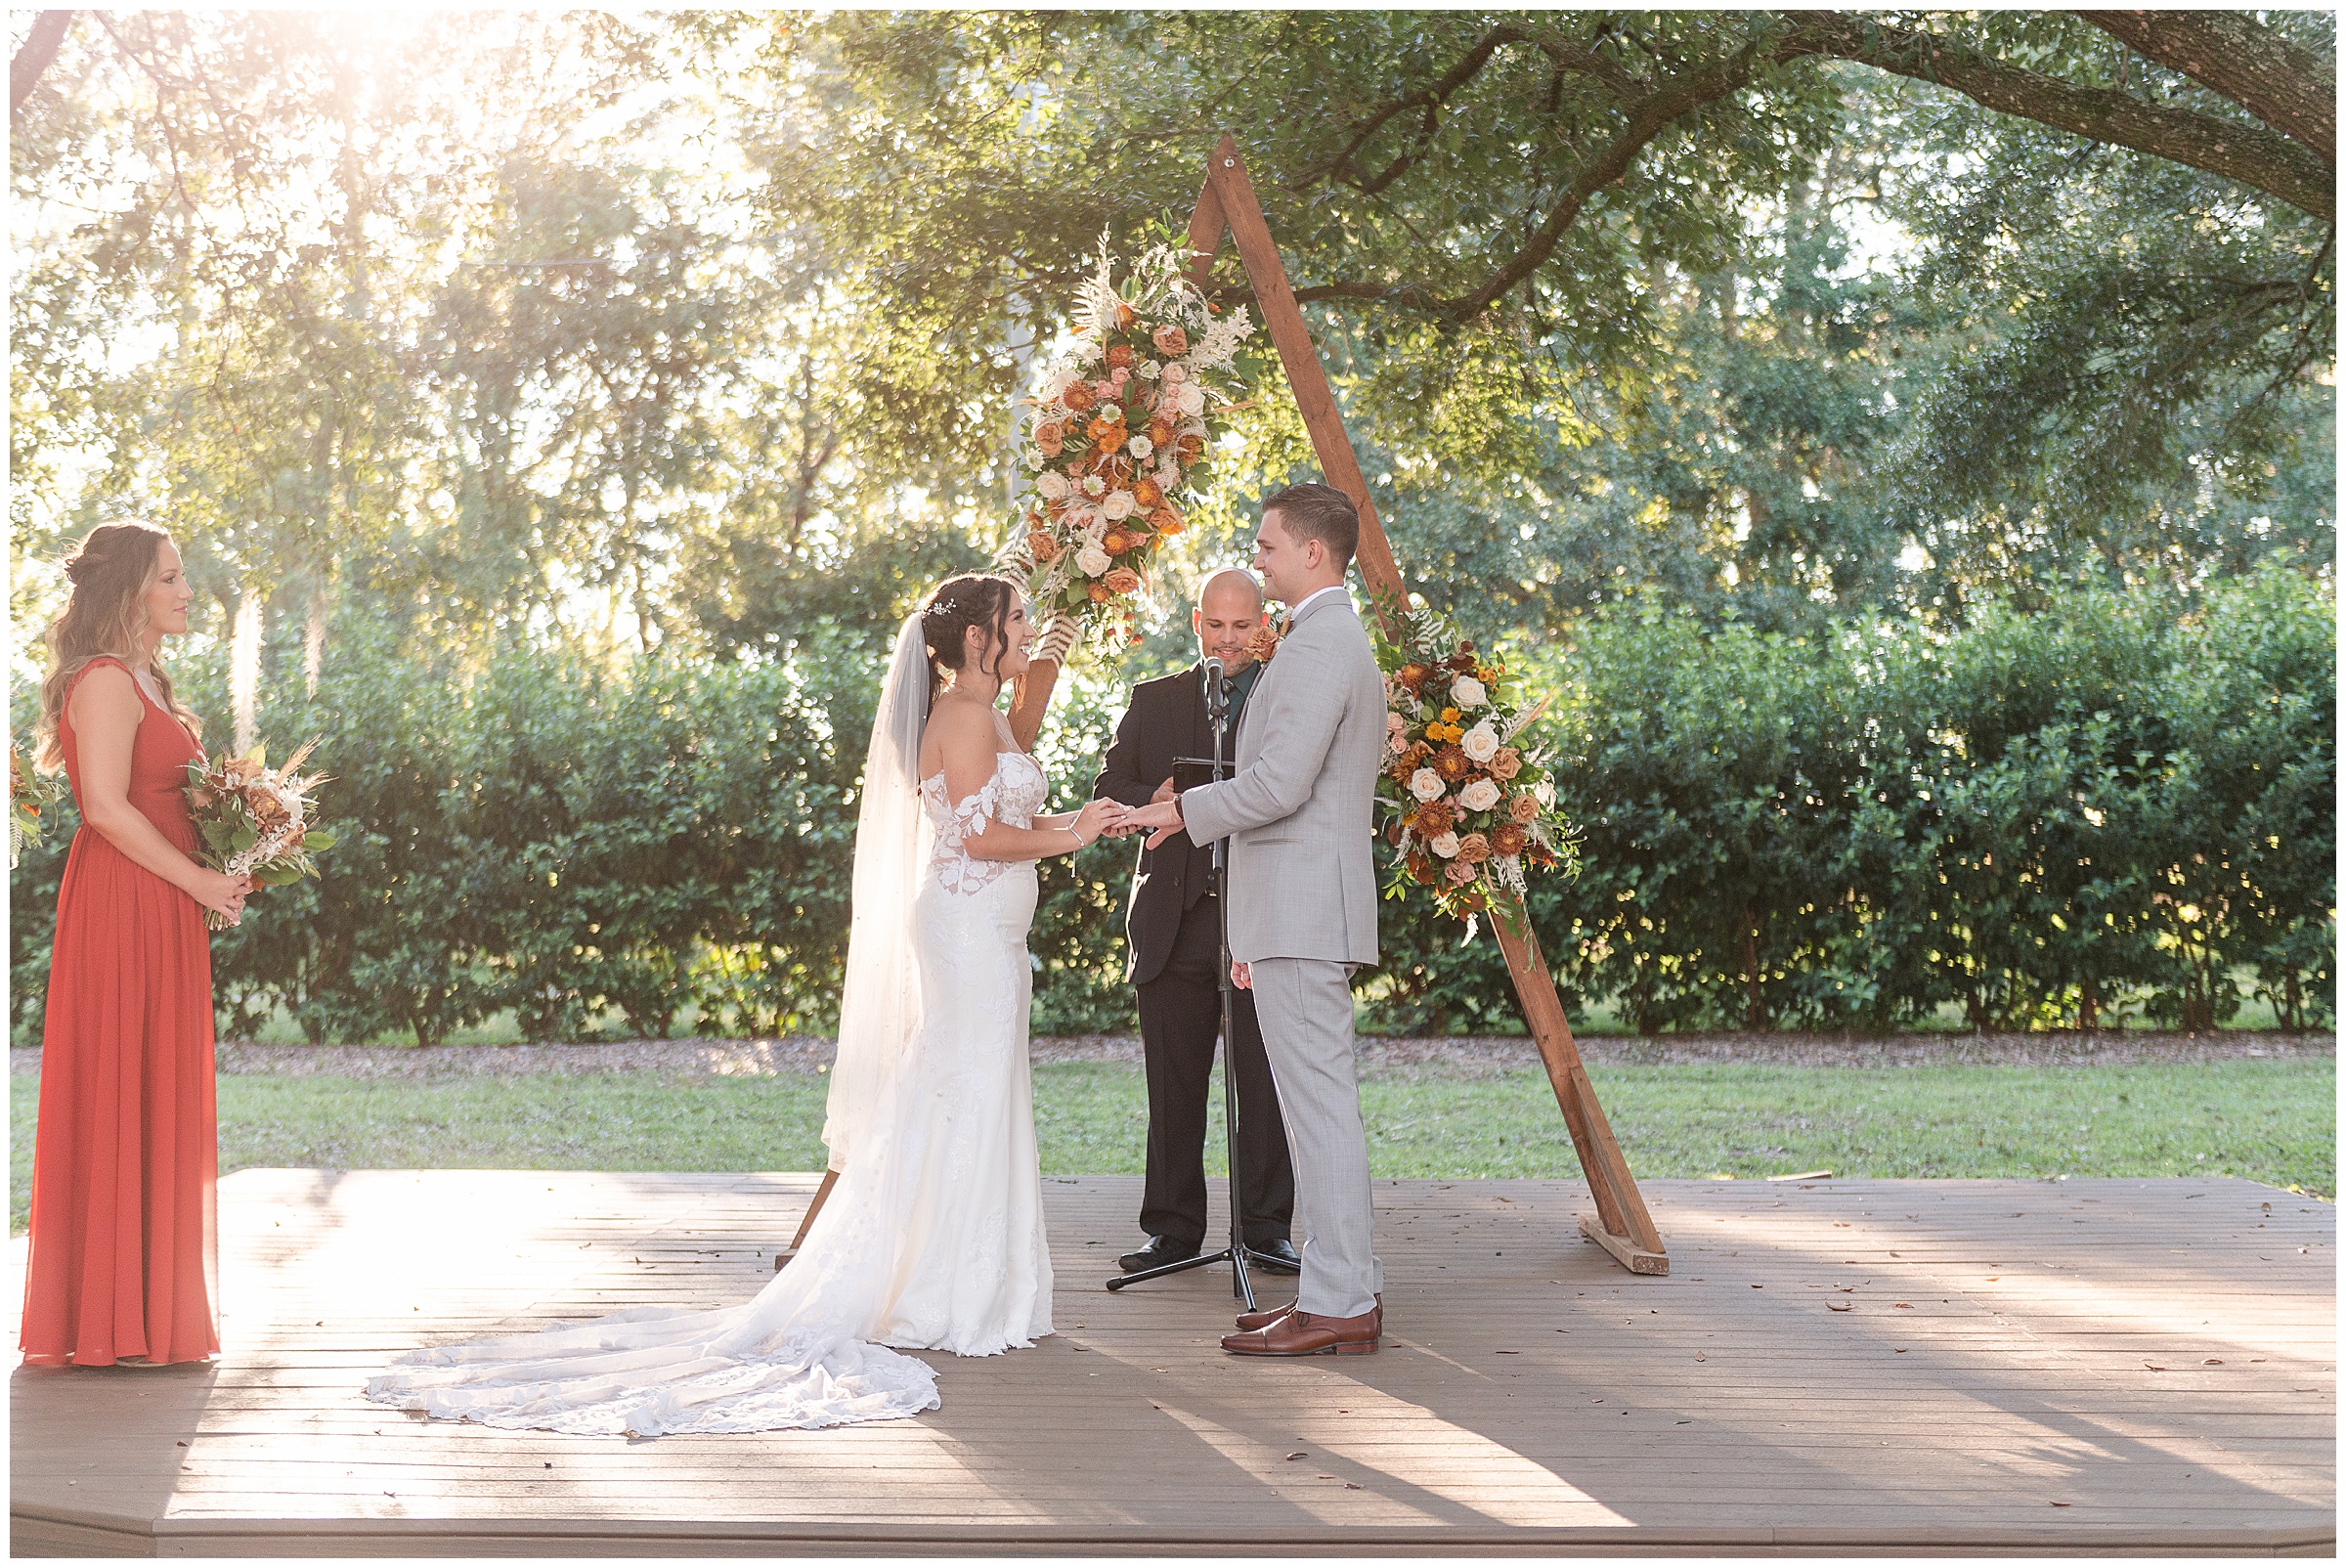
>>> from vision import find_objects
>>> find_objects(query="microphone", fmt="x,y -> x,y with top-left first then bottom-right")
1201,657 -> 1227,721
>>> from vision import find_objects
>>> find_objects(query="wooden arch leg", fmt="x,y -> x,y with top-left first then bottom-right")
1194,134 -> 1666,1276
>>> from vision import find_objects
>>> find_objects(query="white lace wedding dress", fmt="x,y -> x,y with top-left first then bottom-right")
362,751 -> 1056,1436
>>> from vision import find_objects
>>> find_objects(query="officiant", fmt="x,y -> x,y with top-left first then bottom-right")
1093,569 -> 1299,1277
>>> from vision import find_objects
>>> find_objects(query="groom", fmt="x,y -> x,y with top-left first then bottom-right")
1112,482 -> 1388,1356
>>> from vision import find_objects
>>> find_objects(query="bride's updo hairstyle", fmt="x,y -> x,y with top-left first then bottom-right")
36,519 -> 202,772
919,574 -> 1022,704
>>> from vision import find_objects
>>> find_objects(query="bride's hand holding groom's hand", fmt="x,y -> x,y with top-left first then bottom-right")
1108,798 -> 1185,849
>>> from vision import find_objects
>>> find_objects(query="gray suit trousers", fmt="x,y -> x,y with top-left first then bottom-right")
1247,956 -> 1382,1318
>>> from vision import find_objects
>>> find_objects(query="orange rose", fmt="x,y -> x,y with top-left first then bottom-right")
1177,434 -> 1205,457
1034,421 -> 1064,457
1509,792 -> 1541,824
1455,832 -> 1491,864
1088,582 -> 1111,603
1434,744 -> 1472,781
1151,505 -> 1185,537
1151,325 -> 1189,358
1027,530 -> 1062,563
1489,747 -> 1522,781
1131,476 -> 1162,509
1491,823 -> 1528,856
1106,342 -> 1136,370
1086,414 -> 1124,446
1104,567 -> 1141,595
1063,381 -> 1097,413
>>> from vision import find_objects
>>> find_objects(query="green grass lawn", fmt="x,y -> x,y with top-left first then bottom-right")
11,1059 -> 2331,1235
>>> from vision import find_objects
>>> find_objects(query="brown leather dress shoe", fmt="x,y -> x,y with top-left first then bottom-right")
1222,1306 -> 1380,1357
1235,1292 -> 1380,1332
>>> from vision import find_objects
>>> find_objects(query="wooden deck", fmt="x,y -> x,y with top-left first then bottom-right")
10,1168 -> 2333,1556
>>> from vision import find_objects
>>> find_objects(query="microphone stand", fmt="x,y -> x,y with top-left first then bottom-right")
1107,659 -> 1256,1309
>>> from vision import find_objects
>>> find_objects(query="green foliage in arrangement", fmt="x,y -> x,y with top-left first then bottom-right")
9,571 -> 2329,1045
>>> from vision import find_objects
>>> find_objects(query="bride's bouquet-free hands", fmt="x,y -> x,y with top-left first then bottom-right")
183,739 -> 336,930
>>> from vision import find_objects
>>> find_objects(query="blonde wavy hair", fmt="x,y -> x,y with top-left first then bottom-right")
35,520 -> 203,772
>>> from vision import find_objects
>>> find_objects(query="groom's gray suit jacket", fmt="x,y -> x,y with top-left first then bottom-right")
1178,588 -> 1385,966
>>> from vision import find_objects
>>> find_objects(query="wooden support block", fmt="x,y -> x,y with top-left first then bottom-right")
773,1167 -> 841,1269
1580,1211 -> 1671,1276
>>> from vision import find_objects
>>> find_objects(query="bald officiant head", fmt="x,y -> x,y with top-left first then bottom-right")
1192,569 -> 1265,675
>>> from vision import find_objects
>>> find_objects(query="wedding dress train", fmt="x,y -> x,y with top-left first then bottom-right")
363,751 -> 1055,1436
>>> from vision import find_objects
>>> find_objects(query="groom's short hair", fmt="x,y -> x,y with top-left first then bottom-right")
1262,482 -> 1359,569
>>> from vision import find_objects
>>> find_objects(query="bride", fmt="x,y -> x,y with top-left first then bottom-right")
364,575 -> 1116,1434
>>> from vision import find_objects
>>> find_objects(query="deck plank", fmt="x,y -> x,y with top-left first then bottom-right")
11,1170 -> 2332,1555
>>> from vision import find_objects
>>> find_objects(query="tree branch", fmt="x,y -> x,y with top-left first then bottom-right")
11,9 -> 71,118
1786,12 -> 2332,221
2077,10 -> 2334,165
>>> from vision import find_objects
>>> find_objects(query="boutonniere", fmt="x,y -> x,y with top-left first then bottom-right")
1247,610 -> 1287,665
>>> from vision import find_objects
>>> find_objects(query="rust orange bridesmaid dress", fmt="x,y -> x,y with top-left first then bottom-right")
21,656 -> 219,1367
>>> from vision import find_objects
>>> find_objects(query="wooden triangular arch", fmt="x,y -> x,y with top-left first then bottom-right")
1021,134 -> 1665,1275
786,136 -> 1667,1276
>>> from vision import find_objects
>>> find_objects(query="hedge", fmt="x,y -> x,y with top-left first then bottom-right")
10,568 -> 2331,1042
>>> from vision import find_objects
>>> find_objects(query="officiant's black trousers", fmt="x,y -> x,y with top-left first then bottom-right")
1135,893 -> 1295,1248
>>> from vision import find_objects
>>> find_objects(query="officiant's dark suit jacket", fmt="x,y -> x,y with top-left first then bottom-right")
1091,663 -> 1248,983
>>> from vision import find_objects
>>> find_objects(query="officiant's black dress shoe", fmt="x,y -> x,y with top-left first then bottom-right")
1117,1236 -> 1200,1273
1244,1239 -> 1301,1275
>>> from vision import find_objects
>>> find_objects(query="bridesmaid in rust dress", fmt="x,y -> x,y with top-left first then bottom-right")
21,521 -> 249,1369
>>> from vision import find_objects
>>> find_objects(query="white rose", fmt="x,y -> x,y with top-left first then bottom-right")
1139,359 -> 1161,379
1074,544 -> 1111,578
1100,489 -> 1137,521
1460,778 -> 1501,813
1452,675 -> 1487,708
1408,766 -> 1446,804
1081,474 -> 1107,498
1161,363 -> 1187,385
1429,831 -> 1461,859
1127,435 -> 1153,459
1035,471 -> 1070,501
1460,722 -> 1499,762
1175,383 -> 1206,417
1533,778 -> 1555,808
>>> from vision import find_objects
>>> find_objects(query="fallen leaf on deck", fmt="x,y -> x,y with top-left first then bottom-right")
2203,1359 -> 2223,1365
1893,1302 -> 1913,1308
1827,1303 -> 1852,1312
1286,1452 -> 1307,1460
2049,1501 -> 2072,1507
2144,1363 -> 2167,1371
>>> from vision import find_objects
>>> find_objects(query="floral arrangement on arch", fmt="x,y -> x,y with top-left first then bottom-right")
1007,240 -> 1256,655
1372,594 -> 1580,920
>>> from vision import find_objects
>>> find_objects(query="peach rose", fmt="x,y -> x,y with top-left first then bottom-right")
1455,832 -> 1491,864
1151,504 -> 1185,537
1509,792 -> 1541,824
1491,822 -> 1528,856
1027,530 -> 1062,563
1104,567 -> 1141,595
1062,381 -> 1097,413
1151,325 -> 1189,358
1489,746 -> 1522,781
1445,859 -> 1478,887
1106,342 -> 1135,370
1034,421 -> 1064,457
